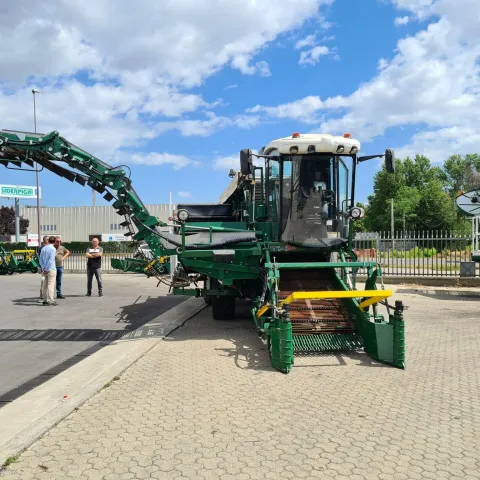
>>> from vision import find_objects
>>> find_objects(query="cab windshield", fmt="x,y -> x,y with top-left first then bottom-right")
279,154 -> 350,248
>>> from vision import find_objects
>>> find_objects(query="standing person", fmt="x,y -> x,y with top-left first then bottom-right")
38,235 -> 49,304
86,237 -> 103,297
39,236 -> 57,306
54,236 -> 70,299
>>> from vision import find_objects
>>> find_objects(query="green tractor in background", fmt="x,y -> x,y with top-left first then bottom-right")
0,247 -> 40,275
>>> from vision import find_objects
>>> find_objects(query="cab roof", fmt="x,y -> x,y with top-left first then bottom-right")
263,133 -> 361,155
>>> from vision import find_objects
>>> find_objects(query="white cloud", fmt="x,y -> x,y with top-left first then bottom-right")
245,0 -> 480,161
395,126 -> 480,163
231,56 -> 272,77
213,155 -> 239,170
213,150 -> 262,171
155,112 -> 261,137
0,0 -> 332,168
299,45 -> 330,65
246,95 -> 343,122
296,34 -> 317,49
129,152 -> 199,170
394,16 -> 410,25
1,0 -> 330,87
295,32 -> 333,66
178,191 -> 192,198
256,61 -> 272,77
224,84 -> 239,90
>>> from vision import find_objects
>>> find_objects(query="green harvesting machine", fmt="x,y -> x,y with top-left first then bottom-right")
0,247 -> 40,275
0,129 -> 405,373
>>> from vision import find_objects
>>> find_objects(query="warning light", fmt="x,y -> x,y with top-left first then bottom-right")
344,133 -> 351,138
292,132 -> 300,138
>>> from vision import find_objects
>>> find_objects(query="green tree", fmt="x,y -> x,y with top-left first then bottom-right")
363,155 -> 465,232
352,202 -> 368,233
443,154 -> 480,195
0,206 -> 29,235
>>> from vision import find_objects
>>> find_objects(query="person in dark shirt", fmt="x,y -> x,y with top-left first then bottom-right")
85,237 -> 103,297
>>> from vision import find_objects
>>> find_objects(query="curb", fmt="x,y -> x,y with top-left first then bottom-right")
0,297 -> 207,467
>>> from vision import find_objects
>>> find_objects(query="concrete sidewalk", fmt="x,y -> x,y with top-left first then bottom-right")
1,286 -> 480,479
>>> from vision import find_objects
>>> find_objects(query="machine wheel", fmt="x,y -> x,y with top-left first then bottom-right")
212,296 -> 235,320
7,269 -> 14,275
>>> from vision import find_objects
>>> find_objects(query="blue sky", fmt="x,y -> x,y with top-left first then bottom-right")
0,0 -> 478,210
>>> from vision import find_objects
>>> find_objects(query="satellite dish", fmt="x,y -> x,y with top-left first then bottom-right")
455,189 -> 480,217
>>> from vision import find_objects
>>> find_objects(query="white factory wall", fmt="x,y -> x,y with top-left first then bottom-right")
19,204 -> 175,242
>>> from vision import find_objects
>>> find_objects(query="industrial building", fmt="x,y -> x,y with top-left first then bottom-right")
19,204 -> 173,242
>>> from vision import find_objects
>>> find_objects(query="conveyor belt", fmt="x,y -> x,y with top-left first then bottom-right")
278,269 -> 363,352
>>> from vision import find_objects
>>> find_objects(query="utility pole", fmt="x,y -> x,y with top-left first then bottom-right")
391,198 -> 395,251
32,89 -> 41,250
403,211 -> 406,233
15,198 -> 20,240
92,188 -> 96,206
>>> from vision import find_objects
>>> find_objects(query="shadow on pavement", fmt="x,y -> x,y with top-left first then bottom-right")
397,288 -> 480,300
4,295 -> 186,341
0,295 -> 185,406
166,300 -> 386,373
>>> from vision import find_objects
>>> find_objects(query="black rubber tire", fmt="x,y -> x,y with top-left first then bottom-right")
212,296 -> 235,320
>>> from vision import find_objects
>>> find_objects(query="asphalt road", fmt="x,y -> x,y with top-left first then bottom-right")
0,272 -> 185,403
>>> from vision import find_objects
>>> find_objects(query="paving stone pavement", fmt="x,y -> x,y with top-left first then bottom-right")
2,286 -> 480,480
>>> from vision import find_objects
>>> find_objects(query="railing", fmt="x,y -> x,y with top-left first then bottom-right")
61,231 -> 475,277
354,231 -> 474,277
63,250 -> 136,273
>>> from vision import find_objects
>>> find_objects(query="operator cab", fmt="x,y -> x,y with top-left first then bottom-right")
262,133 -> 359,249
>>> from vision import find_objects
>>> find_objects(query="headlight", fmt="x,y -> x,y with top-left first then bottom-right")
350,207 -> 365,219
177,209 -> 189,221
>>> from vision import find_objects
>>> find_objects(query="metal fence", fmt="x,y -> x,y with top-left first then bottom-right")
63,250 -> 136,273
63,231 -> 476,277
354,231 -> 475,277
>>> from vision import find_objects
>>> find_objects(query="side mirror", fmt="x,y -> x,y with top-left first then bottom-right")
240,148 -> 253,175
385,148 -> 395,173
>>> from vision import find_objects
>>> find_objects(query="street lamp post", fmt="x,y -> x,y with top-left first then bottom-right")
32,89 -> 41,250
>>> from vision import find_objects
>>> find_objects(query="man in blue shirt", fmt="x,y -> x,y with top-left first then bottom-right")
38,235 -> 49,303
39,236 -> 58,306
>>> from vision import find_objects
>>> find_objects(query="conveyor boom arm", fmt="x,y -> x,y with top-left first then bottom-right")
0,129 -> 175,261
